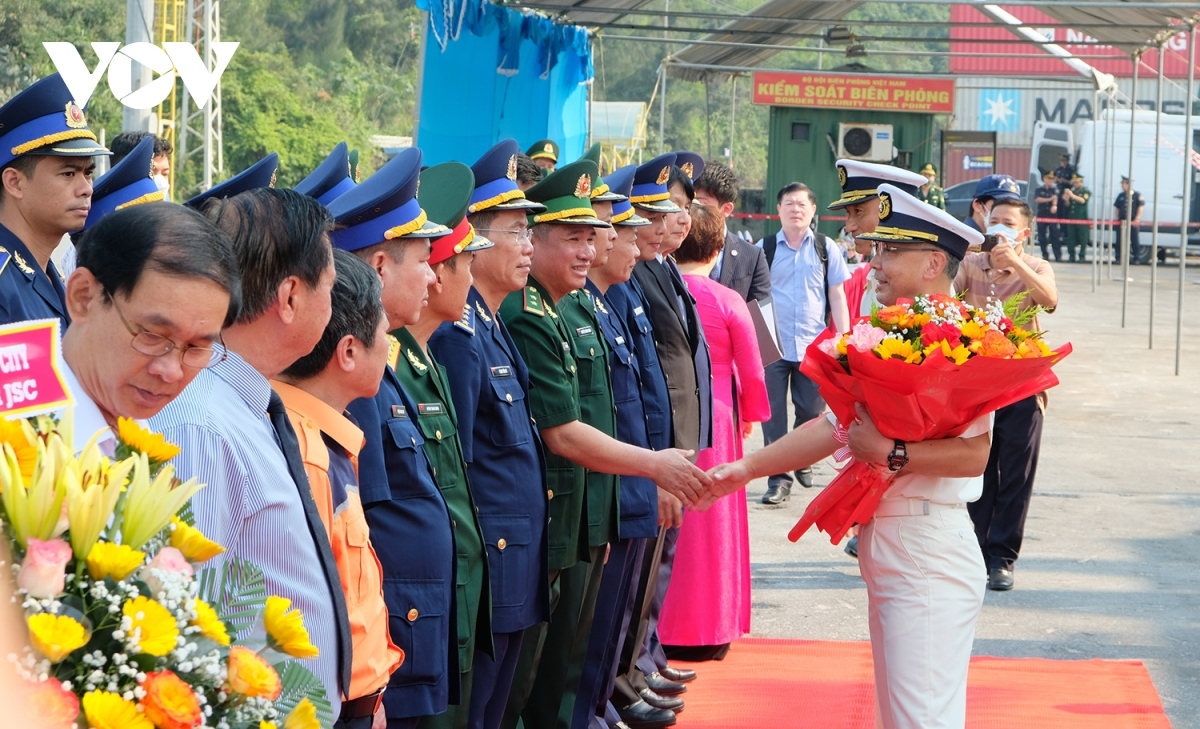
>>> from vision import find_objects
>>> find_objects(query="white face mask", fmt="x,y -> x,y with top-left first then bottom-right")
152,174 -> 170,195
986,223 -> 1021,244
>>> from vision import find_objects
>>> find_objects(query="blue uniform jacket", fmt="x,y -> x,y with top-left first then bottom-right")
428,288 -> 550,635
349,366 -> 459,719
585,281 -> 659,540
606,277 -> 672,452
0,225 -> 69,328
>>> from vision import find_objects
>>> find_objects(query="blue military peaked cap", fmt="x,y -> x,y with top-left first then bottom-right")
295,142 -> 356,206
672,151 -> 705,183
859,183 -> 983,260
828,159 -> 927,210
468,139 -> 545,214
972,174 -> 1022,202
184,153 -> 279,210
82,136 -> 165,232
605,165 -> 648,227
0,73 -> 110,169
629,153 -> 681,214
328,147 -> 450,251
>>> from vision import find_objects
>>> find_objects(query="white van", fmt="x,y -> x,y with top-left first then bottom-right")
1030,110 -> 1200,256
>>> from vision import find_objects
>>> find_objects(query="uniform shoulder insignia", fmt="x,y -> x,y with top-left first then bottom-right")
474,300 -> 492,324
387,334 -> 402,371
454,304 -> 476,334
523,286 -> 545,317
0,247 -> 9,278
11,250 -> 34,276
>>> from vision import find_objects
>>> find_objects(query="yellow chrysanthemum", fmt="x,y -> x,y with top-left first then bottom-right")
959,320 -> 988,341
116,418 -> 181,463
27,613 -> 89,663
284,698 -> 320,729
0,417 -> 39,483
86,542 -> 146,581
169,517 -> 225,563
190,598 -> 231,646
122,596 -> 179,657
835,336 -> 848,356
226,646 -> 282,699
82,690 -> 154,729
264,596 -> 319,659
875,338 -> 922,364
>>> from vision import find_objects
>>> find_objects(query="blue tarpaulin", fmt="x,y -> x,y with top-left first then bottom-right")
416,0 -> 592,166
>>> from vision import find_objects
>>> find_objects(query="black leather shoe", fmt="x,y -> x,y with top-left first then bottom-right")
639,688 -> 684,712
617,700 -> 677,729
762,482 -> 791,505
645,671 -> 686,696
844,535 -> 858,559
659,666 -> 696,683
795,468 -> 814,488
988,567 -> 1014,591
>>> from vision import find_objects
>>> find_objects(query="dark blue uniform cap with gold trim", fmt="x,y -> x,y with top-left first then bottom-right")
605,166 -> 649,227
82,136 -> 164,232
630,153 -> 681,214
184,153 -> 279,210
858,183 -> 983,260
468,139 -> 545,214
672,151 -> 705,183
972,174 -> 1021,202
294,141 -> 356,206
828,159 -> 926,210
0,73 -> 110,169
328,147 -> 449,251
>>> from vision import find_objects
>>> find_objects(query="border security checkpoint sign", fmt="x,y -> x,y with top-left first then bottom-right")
753,71 -> 955,114
0,319 -> 72,418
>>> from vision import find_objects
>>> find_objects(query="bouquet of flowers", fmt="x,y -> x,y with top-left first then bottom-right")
0,415 -> 332,729
788,292 -> 1072,544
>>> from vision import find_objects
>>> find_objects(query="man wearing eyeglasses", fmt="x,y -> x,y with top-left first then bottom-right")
60,202 -> 238,453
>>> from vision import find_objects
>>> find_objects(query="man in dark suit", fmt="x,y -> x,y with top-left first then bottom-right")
693,161 -> 771,303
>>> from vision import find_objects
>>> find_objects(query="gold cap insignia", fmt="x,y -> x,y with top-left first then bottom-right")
878,192 -> 892,220
544,142 -> 554,153
680,162 -> 694,179
574,174 -> 592,198
655,166 -> 670,186
506,154 -> 518,181
837,165 -> 848,188
65,102 -> 87,129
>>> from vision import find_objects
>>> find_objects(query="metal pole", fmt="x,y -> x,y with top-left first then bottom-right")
1150,43 -> 1165,347
1099,91 -> 1115,281
1121,52 -> 1140,327
1175,23 -> 1196,376
123,0 -> 155,133
1091,88 -> 1100,291
658,63 -> 667,155
412,10 -> 428,148
1103,90 -> 1119,282
729,75 -> 737,170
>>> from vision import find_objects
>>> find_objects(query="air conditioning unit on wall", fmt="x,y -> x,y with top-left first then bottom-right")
837,123 -> 894,162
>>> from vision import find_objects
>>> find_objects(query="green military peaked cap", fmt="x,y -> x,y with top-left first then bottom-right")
419,161 -> 494,265
524,159 -> 612,228
580,143 -> 624,203
527,139 -> 559,162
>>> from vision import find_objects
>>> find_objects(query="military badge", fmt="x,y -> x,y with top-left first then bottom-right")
64,102 -> 87,129
680,162 -> 694,179
269,169 -> 277,189
574,174 -> 592,198
837,165 -> 847,188
11,250 -> 34,275
544,142 -> 554,153
879,192 -> 892,220
475,300 -> 492,323
406,348 -> 428,372
507,154 -> 518,181
655,166 -> 670,186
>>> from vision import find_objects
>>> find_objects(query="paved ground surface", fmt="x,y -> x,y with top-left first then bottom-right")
737,259 -> 1200,728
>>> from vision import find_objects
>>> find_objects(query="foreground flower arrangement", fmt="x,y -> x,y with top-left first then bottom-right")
792,292 -> 1072,544
0,416 -> 331,728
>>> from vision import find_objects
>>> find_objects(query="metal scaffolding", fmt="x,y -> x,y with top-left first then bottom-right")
177,0 -> 224,193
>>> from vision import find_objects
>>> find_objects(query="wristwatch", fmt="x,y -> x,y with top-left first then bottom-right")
887,440 -> 908,472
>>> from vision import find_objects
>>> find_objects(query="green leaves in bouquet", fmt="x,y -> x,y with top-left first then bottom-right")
197,557 -> 266,637
274,660 -> 335,728
176,500 -> 196,528
1003,291 -> 1043,331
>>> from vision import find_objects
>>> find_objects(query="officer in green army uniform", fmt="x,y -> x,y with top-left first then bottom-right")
500,158 -> 709,729
392,161 -> 496,729
527,139 -> 560,175
1061,173 -> 1091,263
918,163 -> 946,210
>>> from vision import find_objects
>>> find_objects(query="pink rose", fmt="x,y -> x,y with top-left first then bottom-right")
845,321 -> 887,353
817,337 -> 841,357
18,538 -> 73,598
138,547 -> 194,596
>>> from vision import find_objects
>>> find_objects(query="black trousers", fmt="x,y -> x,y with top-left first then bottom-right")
1114,222 -> 1143,263
1037,221 -> 1061,261
968,395 -> 1045,571
763,359 -> 825,486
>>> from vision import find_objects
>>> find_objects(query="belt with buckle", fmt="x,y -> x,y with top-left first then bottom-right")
873,498 -> 964,518
340,688 -> 385,719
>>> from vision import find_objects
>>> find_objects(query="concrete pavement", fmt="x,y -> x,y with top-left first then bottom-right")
739,260 -> 1200,727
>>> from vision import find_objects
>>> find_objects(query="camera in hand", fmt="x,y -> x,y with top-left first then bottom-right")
981,234 -> 1000,252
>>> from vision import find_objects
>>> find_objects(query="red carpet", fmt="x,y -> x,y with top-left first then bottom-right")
672,638 -> 1170,728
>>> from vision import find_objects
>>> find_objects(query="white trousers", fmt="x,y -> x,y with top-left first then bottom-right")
859,501 -> 986,729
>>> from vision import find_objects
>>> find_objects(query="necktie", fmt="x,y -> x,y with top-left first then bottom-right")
266,390 -> 353,696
